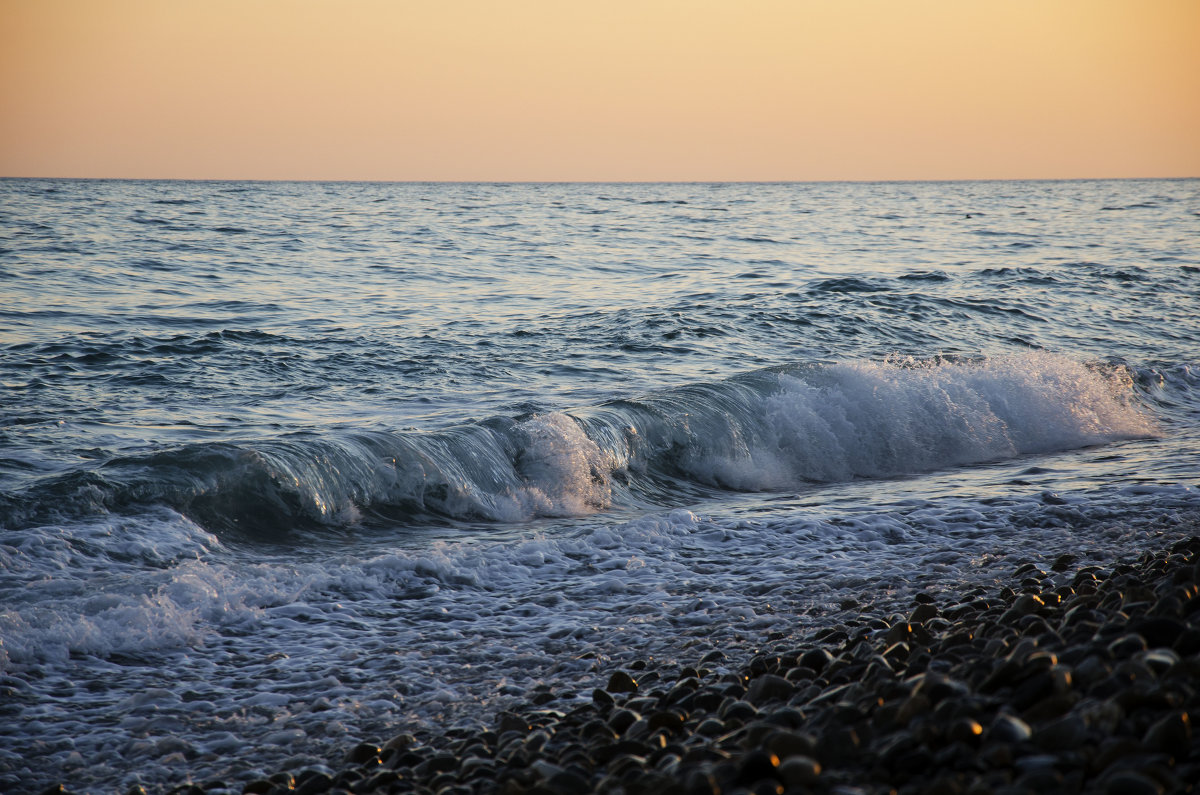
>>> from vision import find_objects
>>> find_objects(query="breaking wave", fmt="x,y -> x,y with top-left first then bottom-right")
0,353 -> 1160,536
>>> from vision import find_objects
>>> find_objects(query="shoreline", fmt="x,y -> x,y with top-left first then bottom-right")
65,529 -> 1197,795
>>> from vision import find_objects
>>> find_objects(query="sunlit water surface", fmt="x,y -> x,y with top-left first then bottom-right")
1,179 -> 1198,792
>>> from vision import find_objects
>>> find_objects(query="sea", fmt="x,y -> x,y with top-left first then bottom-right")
1,178 -> 1198,793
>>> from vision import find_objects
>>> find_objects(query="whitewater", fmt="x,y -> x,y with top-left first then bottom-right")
1,178 -> 1197,793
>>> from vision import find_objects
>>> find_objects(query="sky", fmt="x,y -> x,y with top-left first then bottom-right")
1,0 -> 1197,182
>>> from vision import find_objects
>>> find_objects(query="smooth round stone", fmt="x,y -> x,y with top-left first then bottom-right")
1107,634 -> 1149,659
293,772 -> 333,795
607,671 -> 639,694
683,770 -> 720,795
987,714 -> 1032,744
1142,711 -> 1192,757
799,648 -> 833,673
622,718 -> 652,741
909,603 -> 939,623
784,665 -> 817,683
530,759 -> 565,781
696,718 -> 726,737
362,771 -> 404,791
1102,770 -> 1165,795
765,729 -> 816,759
1005,594 -> 1045,619
648,711 -> 684,733
777,755 -> 820,787
625,696 -> 660,713
1131,617 -> 1186,648
1016,768 -> 1064,792
383,732 -> 417,752
1052,554 -> 1078,571
580,719 -> 617,741
746,674 -> 793,706
607,708 -> 640,734
1034,713 -> 1087,751
719,699 -> 758,723
735,750 -> 780,785
414,754 -> 458,776
344,742 -> 381,764
460,757 -> 497,777
497,713 -> 530,734
886,623 -> 913,645
592,687 -> 615,708
268,772 -> 295,788
524,729 -> 551,753
946,718 -> 984,746
666,678 -> 700,705
690,688 -> 725,711
426,772 -> 458,791
762,707 -> 804,729
549,769 -> 591,792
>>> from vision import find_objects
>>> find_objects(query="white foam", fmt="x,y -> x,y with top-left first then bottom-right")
6,481 -> 1195,793
680,353 -> 1158,489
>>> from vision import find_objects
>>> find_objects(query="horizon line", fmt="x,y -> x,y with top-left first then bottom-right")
3,175 -> 1198,185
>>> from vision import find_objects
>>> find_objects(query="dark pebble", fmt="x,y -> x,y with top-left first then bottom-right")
987,714 -> 1032,744
497,712 -> 530,734
592,687 -> 615,708
608,708 -> 640,734
1034,712 -> 1088,751
344,742 -> 380,765
607,670 -> 638,694
799,648 -> 833,673
909,603 -> 939,623
1102,770 -> 1165,795
746,674 -> 793,705
1142,711 -> 1191,757
736,750 -> 779,785
293,771 -> 332,795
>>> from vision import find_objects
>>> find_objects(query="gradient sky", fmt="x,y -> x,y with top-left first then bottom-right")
1,0 -> 1197,181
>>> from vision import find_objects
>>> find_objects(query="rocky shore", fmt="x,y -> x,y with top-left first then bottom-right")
49,534 -> 1200,795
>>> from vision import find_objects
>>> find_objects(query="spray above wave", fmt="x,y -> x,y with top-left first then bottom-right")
1,353 -> 1158,535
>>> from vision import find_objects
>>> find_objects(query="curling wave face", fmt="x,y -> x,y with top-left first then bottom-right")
2,353 -> 1157,535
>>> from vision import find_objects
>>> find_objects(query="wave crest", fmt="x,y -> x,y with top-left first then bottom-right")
2,353 -> 1159,535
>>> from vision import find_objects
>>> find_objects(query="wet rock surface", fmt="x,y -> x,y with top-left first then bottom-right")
49,537 -> 1200,794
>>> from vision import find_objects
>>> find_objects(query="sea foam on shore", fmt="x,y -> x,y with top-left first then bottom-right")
58,528 -> 1194,795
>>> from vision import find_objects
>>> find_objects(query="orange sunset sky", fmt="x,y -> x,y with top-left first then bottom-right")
1,0 -> 1197,182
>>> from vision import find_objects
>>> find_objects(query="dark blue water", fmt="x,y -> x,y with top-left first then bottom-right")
2,179 -> 1198,792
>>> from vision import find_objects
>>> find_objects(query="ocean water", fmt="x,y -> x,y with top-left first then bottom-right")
1,178 -> 1198,792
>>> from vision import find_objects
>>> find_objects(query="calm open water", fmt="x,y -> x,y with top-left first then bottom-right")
1,178 -> 1198,792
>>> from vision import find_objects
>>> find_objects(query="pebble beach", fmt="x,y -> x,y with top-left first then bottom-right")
38,529 -> 1194,795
